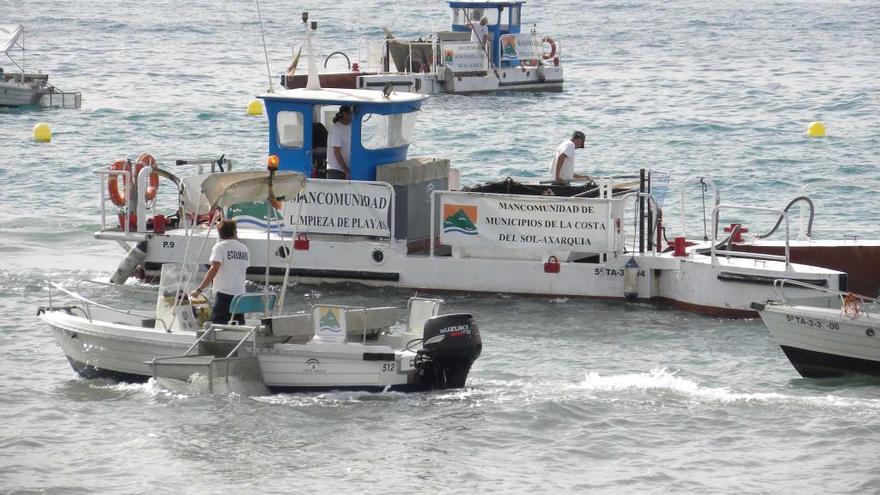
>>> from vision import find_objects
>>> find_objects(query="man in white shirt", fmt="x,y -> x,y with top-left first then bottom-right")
192,219 -> 250,324
327,105 -> 353,179
470,16 -> 489,47
550,130 -> 590,186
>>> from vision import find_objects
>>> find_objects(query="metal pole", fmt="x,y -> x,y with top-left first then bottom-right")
646,171 -> 653,252
638,169 -> 645,254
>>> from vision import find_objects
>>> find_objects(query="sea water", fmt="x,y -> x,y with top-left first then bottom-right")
1,0 -> 879,492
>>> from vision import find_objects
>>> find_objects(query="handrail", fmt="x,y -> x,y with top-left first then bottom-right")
711,204 -> 789,267
620,191 -> 659,254
49,283 -> 169,331
678,177 -> 719,240
93,167 -> 133,232
771,278 -> 880,307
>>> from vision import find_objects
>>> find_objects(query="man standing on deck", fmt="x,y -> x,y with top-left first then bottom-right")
550,130 -> 591,186
327,105 -> 353,180
470,16 -> 489,48
191,219 -> 250,325
469,16 -> 490,66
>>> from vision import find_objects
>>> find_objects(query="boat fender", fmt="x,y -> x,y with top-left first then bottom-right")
623,257 -> 639,300
542,37 -> 557,60
110,241 -> 149,285
544,256 -> 561,273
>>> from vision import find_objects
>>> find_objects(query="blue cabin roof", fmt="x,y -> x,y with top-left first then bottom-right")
260,88 -> 427,181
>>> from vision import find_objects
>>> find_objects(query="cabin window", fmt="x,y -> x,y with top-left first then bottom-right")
277,111 -> 305,149
484,9 -> 501,25
361,112 -> 418,150
452,7 -> 482,26
510,6 -> 521,26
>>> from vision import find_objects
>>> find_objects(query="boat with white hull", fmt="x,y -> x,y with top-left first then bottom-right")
753,280 -> 880,378
0,24 -> 81,108
41,172 -> 482,394
89,20 -> 847,318
283,2 -> 563,95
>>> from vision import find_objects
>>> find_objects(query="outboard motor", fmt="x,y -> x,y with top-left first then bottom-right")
416,313 -> 482,389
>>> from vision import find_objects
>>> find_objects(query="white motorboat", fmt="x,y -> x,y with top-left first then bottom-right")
283,2 -> 563,94
753,279 -> 880,379
39,171 -> 482,394
0,24 -> 81,108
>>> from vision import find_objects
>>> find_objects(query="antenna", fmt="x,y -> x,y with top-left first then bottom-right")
255,0 -> 274,93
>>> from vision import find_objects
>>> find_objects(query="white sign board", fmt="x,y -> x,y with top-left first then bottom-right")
441,41 -> 489,73
439,192 -> 613,252
230,180 -> 392,237
499,34 -> 542,62
285,180 -> 392,236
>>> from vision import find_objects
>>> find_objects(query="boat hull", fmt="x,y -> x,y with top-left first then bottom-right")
357,65 -> 563,94
122,229 -> 844,318
779,345 -> 880,379
0,80 -> 41,106
40,309 -> 476,393
41,311 -> 195,380
759,304 -> 880,378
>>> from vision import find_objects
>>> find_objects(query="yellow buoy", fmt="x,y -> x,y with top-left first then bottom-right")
33,122 -> 52,142
807,121 -> 826,138
246,99 -> 263,116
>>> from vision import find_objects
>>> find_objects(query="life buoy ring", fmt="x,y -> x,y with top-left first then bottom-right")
542,37 -> 557,60
136,153 -> 160,201
107,159 -> 131,207
107,155 -> 160,207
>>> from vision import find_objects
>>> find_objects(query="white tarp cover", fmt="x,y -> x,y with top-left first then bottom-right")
0,25 -> 23,55
201,171 -> 306,208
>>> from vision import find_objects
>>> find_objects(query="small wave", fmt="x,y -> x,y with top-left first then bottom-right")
578,368 -> 880,411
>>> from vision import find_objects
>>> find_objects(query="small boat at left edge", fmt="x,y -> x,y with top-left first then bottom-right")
1,24 -> 81,108
37,171 -> 482,394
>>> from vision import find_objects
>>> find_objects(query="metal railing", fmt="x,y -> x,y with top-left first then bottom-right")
93,167 -> 133,232
771,278 -> 880,310
711,204 -> 790,267
46,283 -> 168,331
677,177 -> 719,241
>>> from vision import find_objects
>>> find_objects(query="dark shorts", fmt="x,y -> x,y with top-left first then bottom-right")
212,292 -> 245,325
326,169 -> 347,180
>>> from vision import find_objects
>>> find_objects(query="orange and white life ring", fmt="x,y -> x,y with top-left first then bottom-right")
107,155 -> 160,207
136,153 -> 160,201
542,37 -> 557,60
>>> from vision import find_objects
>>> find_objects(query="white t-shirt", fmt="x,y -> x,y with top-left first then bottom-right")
470,22 -> 489,45
327,121 -> 352,172
209,239 -> 250,295
550,139 -> 576,182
